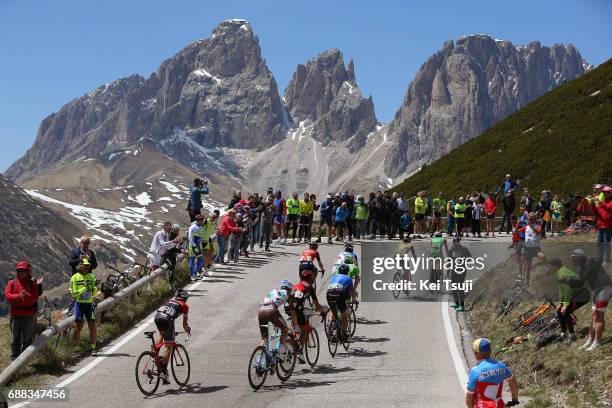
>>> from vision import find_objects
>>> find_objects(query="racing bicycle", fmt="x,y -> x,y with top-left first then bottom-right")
248,325 -> 297,390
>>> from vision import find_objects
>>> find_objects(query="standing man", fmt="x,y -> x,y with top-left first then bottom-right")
446,197 -> 456,237
484,193 -> 497,237
298,193 -> 314,242
353,195 -> 369,239
591,185 -> 611,265
148,221 -> 180,270
431,192 -> 446,236
318,195 -> 334,244
187,178 -> 209,222
414,191 -> 427,239
260,198 -> 275,251
70,258 -> 100,355
495,174 -> 520,196
5,261 -> 42,360
285,192 -> 301,243
454,197 -> 467,238
466,338 -> 519,407
334,202 -> 350,241
500,192 -> 516,234
68,236 -> 98,276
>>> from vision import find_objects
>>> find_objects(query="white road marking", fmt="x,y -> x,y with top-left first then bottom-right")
441,295 -> 468,391
10,278 -> 206,408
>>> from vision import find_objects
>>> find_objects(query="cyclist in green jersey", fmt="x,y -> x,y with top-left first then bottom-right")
431,193 -> 446,237
429,232 -> 449,285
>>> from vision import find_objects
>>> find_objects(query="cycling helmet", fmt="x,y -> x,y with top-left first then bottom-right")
175,289 -> 189,301
342,255 -> 354,265
338,264 -> 350,275
276,289 -> 289,304
309,241 -> 319,250
280,279 -> 293,292
171,223 -> 180,232
434,232 -> 443,238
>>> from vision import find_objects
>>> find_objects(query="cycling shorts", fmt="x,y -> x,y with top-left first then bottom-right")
287,214 -> 299,222
326,290 -> 349,314
258,307 -> 287,338
335,220 -> 346,228
320,218 -> 333,226
523,246 -> 540,261
75,302 -> 96,323
154,315 -> 176,342
274,215 -> 285,224
592,287 -> 612,313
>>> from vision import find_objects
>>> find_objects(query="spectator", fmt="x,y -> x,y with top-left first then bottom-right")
204,211 -> 219,270
446,197 -> 456,237
521,212 -> 542,286
550,194 -> 563,236
188,214 -> 215,281
318,195 -> 334,244
68,236 -> 98,276
454,197 -> 467,237
495,173 -> 520,195
466,338 -> 519,407
218,209 -> 243,263
249,202 -> 262,252
353,195 -> 369,239
229,213 -> 244,262
399,210 -> 412,241
463,194 -> 473,237
500,192 -> 516,234
298,193 -> 314,242
334,202 -> 350,241
520,188 -> 535,213
70,258 -> 100,355
431,192 -> 445,236
386,192 -> 399,239
187,178 -> 209,222
483,193 -> 497,237
309,194 -> 320,239
227,189 -> 241,210
272,191 -> 286,244
567,249 -> 612,350
396,191 -> 409,216
414,191 -> 427,239
260,199 -> 275,251
368,193 -> 382,240
285,192 -> 301,243
345,192 -> 356,241
542,257 -> 589,343
5,261 -> 42,360
471,199 -> 482,238
536,191 -> 551,238
591,186 -> 611,264
147,221 -> 180,270
161,224 -> 185,284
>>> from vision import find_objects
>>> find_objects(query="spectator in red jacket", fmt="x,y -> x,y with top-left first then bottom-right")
591,186 -> 612,264
5,261 -> 43,360
483,193 -> 497,237
217,209 -> 244,264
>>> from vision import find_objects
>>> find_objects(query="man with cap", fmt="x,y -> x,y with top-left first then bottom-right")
590,185 -> 612,265
70,258 -> 100,355
565,248 -> 612,350
68,235 -> 98,276
4,261 -> 43,360
467,338 -> 519,407
495,174 -> 520,196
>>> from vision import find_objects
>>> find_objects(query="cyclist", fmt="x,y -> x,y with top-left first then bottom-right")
448,237 -> 472,312
326,264 -> 356,340
258,280 -> 295,348
286,268 -> 322,364
71,258 -> 101,356
431,192 -> 446,236
154,289 -> 191,384
429,232 -> 448,285
299,241 -> 326,277
467,338 -> 519,407
335,242 -> 358,267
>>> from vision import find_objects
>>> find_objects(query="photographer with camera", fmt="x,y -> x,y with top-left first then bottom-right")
187,178 -> 209,222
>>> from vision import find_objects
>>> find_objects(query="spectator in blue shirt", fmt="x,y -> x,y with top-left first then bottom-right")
188,178 -> 209,222
495,174 -> 520,196
399,211 -> 412,241
317,195 -> 334,244
334,202 -> 350,241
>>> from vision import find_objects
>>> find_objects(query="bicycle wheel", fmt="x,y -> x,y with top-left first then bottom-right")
392,271 -> 402,299
171,344 -> 191,386
248,346 -> 268,391
349,305 -> 357,337
276,341 -> 297,382
327,320 -> 338,357
305,327 -> 320,367
342,323 -> 351,352
135,351 -> 160,396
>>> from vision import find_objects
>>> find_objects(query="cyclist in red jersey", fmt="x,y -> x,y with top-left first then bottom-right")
299,241 -> 326,276
285,268 -> 322,363
154,289 -> 191,383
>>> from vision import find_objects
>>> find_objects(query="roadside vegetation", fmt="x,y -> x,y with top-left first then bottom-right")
0,259 -> 189,391
467,237 -> 612,407
394,59 -> 612,198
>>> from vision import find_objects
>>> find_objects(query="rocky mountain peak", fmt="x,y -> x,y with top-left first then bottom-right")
385,35 -> 591,179
284,49 -> 376,148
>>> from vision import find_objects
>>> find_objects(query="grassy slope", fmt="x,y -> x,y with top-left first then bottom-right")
394,59 -> 612,198
468,239 -> 612,407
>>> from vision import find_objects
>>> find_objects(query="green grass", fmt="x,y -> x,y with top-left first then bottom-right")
467,239 -> 612,407
0,259 -> 190,391
394,59 -> 612,198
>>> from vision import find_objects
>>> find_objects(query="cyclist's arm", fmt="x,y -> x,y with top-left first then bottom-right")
507,376 -> 519,402
466,391 -> 475,408
354,275 -> 360,294
182,314 -> 190,332
316,253 -> 325,273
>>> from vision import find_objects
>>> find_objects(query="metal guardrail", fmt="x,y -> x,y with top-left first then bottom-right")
0,256 -> 184,386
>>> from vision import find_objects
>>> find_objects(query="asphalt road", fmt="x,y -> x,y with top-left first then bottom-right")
22,237 -> 511,408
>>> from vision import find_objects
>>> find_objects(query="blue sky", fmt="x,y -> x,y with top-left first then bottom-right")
1,0 -> 610,172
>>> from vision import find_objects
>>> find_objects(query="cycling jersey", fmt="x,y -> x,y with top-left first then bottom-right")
454,203 -> 467,218
260,289 -> 289,309
467,358 -> 512,408
432,197 -> 446,214
70,272 -> 98,304
300,249 -> 321,264
336,251 -> 358,266
430,237 -> 445,258
286,198 -> 301,215
328,274 -> 353,295
156,299 -> 189,321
